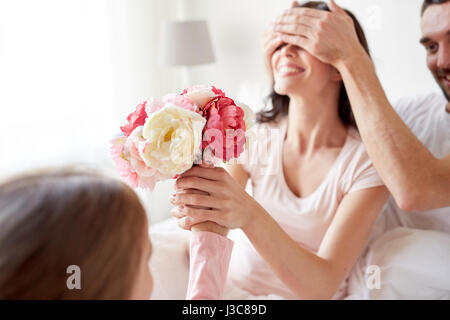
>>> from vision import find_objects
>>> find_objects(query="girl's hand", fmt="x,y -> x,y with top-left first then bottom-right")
273,0 -> 366,68
171,166 -> 261,231
170,188 -> 229,236
190,221 -> 229,237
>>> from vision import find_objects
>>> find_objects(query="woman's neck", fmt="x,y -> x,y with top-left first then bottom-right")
285,93 -> 348,155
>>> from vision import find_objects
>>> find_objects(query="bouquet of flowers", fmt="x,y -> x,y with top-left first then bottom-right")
111,85 -> 254,190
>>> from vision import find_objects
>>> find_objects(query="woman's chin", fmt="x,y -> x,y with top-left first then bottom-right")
274,84 -> 296,97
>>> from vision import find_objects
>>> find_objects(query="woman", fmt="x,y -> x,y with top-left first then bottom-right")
171,1 -> 389,300
0,167 -> 231,299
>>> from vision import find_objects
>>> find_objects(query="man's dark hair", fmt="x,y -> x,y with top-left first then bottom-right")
421,0 -> 450,16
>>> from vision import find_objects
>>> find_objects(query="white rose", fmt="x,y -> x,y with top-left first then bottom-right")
140,104 -> 206,176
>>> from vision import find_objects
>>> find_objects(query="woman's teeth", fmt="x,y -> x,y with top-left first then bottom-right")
278,66 -> 303,73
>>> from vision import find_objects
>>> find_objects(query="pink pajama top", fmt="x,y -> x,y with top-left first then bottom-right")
186,231 -> 234,300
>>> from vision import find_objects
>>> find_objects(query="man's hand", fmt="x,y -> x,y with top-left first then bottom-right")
262,22 -> 282,82
274,0 -> 366,69
262,1 -> 298,81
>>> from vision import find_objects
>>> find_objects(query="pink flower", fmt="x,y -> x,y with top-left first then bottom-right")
120,101 -> 148,137
111,136 -> 141,187
180,85 -> 225,110
111,127 -> 169,190
145,97 -> 165,115
162,93 -> 199,113
210,86 -> 225,96
202,96 -> 246,162
120,98 -> 164,137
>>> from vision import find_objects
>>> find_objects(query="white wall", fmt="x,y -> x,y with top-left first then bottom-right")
0,0 -> 116,173
179,0 -> 439,106
100,0 -> 442,142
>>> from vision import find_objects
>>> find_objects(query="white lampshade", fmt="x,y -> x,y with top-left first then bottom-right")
158,20 -> 215,66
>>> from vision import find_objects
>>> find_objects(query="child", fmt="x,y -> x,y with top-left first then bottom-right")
0,167 -> 232,299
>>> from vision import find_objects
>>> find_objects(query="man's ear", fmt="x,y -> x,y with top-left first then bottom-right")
331,67 -> 342,82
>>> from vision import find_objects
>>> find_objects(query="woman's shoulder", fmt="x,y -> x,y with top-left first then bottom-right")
334,128 -> 372,175
344,128 -> 367,153
337,128 -> 384,194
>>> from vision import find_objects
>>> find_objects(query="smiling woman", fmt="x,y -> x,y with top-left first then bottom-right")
258,1 -> 370,128
170,1 -> 391,300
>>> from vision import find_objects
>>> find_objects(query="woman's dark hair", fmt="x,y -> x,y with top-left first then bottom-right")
421,0 -> 450,16
0,167 -> 148,299
257,1 -> 371,129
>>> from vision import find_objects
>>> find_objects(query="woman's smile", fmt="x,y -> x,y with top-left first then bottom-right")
276,61 -> 306,77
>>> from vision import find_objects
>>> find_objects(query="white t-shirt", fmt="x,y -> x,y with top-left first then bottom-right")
379,93 -> 450,234
227,117 -> 384,299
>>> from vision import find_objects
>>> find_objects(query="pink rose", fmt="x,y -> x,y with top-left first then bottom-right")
180,85 -> 225,110
120,101 -> 148,137
162,93 -> 199,113
111,136 -> 141,188
145,97 -> 165,115
202,96 -> 246,162
210,85 -> 226,96
111,127 -> 168,190
120,99 -> 164,137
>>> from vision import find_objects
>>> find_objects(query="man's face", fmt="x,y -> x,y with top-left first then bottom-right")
421,2 -> 450,103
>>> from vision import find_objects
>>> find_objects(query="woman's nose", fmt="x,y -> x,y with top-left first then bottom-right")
280,43 -> 297,57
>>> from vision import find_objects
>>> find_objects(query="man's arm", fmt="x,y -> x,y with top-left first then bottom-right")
275,0 -> 450,211
337,53 -> 450,211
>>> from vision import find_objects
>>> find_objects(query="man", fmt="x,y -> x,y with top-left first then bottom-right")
269,0 -> 450,298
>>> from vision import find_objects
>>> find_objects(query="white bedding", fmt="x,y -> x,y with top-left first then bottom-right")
149,219 -> 450,300
347,227 -> 450,300
148,218 -> 284,300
